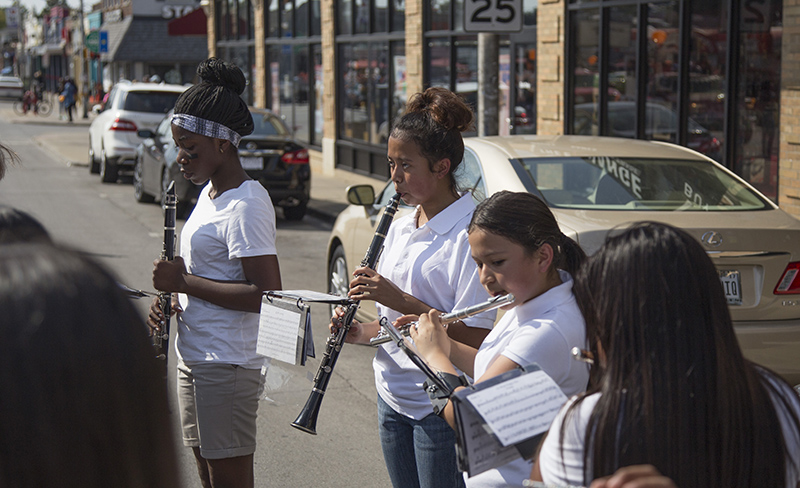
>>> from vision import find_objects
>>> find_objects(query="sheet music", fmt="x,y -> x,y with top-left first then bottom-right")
457,404 -> 521,476
257,300 -> 303,364
465,369 -> 566,447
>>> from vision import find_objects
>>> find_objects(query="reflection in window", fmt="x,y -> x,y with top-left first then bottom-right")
733,0 -> 780,200
645,2 -> 679,143
430,0 -> 450,30
341,43 -> 370,142
313,44 -> 323,145
428,38 -> 451,88
571,8 -> 599,126
268,0 -> 280,37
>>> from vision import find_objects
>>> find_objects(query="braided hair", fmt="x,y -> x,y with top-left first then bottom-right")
173,58 -> 253,138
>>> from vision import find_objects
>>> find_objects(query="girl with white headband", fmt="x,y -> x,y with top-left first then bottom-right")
148,57 -> 282,488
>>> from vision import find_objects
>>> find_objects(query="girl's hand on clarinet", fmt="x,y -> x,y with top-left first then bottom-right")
348,267 -> 404,308
330,306 -> 362,344
152,256 -> 187,293
394,314 -> 419,331
146,296 -> 181,335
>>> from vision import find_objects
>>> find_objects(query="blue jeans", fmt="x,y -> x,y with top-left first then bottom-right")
377,394 -> 465,488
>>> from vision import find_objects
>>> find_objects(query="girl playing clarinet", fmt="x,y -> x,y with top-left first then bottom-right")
331,87 -> 495,488
148,58 -> 282,488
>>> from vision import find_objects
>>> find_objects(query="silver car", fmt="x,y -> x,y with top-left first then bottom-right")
327,135 -> 800,386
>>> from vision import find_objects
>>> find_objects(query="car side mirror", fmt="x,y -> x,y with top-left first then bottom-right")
137,129 -> 155,139
346,185 -> 376,206
92,104 -> 103,114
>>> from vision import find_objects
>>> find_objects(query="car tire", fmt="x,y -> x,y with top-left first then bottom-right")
283,202 -> 307,221
88,138 -> 100,174
328,244 -> 349,316
100,148 -> 118,183
133,157 -> 155,203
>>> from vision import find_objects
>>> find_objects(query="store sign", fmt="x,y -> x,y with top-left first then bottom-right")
162,5 -> 198,19
464,0 -> 523,33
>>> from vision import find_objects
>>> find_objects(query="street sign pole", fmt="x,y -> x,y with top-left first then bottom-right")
465,0 -> 523,136
80,0 -> 89,118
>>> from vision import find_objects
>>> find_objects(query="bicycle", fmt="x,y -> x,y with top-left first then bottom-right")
13,95 -> 53,117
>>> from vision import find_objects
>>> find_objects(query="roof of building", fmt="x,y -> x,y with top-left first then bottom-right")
101,16 -> 207,63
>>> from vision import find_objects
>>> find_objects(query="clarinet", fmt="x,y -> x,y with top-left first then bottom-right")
154,181 -> 177,362
292,193 -> 402,435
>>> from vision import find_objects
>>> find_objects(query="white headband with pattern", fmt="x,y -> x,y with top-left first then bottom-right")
171,113 -> 242,147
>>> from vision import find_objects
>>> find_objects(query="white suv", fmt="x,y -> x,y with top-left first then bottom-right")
89,81 -> 187,182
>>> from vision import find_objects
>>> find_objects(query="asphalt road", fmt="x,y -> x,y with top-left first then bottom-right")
0,102 -> 392,487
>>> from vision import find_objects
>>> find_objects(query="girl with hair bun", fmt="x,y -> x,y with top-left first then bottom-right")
148,57 -> 282,488
331,86 -> 496,488
410,190 -> 589,487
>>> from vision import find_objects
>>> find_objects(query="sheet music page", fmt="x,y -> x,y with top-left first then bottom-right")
458,404 -> 521,477
257,301 -> 302,365
465,369 -> 567,447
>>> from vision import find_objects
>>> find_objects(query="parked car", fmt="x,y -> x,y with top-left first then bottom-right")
327,135 -> 800,386
133,107 -> 310,220
89,81 -> 187,183
573,101 -> 722,162
0,75 -> 24,100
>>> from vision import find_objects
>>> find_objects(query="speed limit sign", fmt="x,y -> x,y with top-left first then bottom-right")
464,0 -> 523,33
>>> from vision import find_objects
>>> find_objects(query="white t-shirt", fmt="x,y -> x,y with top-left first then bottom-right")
465,270 -> 589,488
374,193 -> 495,420
539,374 -> 800,487
176,180 -> 277,368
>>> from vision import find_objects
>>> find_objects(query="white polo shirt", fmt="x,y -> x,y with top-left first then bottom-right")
176,180 -> 277,368
466,269 -> 589,488
374,193 -> 495,420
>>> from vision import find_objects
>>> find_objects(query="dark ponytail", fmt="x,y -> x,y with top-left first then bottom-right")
468,191 -> 586,275
173,57 -> 253,137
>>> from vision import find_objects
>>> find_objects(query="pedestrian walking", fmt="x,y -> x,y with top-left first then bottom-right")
148,57 -> 282,488
61,78 -> 78,122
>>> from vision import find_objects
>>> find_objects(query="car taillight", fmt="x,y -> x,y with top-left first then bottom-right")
774,262 -> 800,294
281,149 -> 309,165
110,118 -> 137,131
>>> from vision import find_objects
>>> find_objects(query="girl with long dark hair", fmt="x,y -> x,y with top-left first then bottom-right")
532,222 -> 800,488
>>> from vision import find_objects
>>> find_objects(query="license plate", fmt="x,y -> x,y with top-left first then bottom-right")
240,156 -> 263,170
719,270 -> 742,305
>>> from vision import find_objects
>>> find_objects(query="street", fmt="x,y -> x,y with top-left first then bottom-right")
0,101 -> 392,487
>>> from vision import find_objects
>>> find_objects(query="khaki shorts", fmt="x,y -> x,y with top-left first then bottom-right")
177,360 -> 263,460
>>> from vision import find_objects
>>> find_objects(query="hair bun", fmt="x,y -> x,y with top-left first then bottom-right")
407,86 -> 474,133
196,57 -> 246,96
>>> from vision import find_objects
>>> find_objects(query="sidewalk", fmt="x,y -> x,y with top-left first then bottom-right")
3,101 -> 385,224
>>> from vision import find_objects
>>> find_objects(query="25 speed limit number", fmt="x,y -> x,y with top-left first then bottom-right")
464,0 -> 523,32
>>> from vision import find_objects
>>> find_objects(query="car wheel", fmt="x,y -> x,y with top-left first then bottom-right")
88,137 -> 100,174
100,148 -> 118,183
133,157 -> 155,203
283,202 -> 307,221
328,244 -> 349,316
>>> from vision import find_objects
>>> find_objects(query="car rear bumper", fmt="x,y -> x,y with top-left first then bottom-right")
734,319 -> 800,387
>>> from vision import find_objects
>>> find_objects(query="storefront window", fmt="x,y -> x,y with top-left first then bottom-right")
339,0 -> 353,34
264,0 -> 321,145
428,38 -> 451,88
430,0 -> 450,31
514,44 -> 536,134
571,8 -> 599,134
646,2 -> 679,144
392,0 -> 405,32
341,42 -> 370,142
733,0 -> 781,200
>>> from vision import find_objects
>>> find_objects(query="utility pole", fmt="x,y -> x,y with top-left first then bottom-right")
477,33 -> 499,136
79,0 -> 89,118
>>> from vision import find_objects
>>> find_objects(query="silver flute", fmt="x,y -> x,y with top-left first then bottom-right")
369,293 -> 515,346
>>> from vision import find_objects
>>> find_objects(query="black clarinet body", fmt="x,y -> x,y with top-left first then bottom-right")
154,181 -> 177,362
292,192 -> 402,434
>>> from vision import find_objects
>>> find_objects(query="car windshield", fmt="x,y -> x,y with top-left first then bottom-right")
252,113 -> 288,136
517,156 -> 769,211
120,91 -> 182,114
